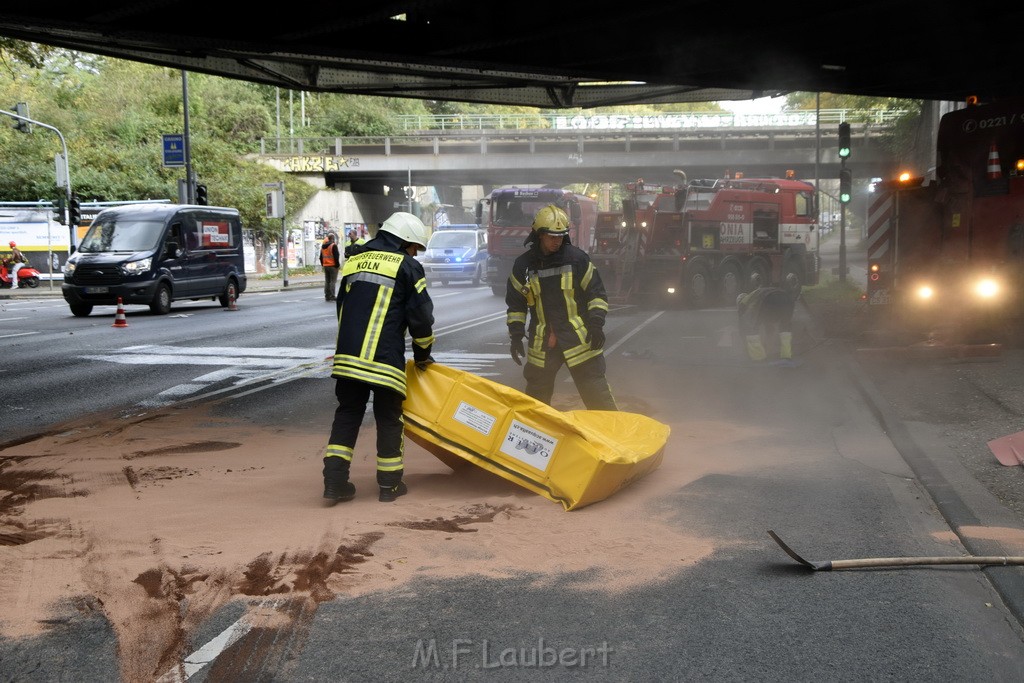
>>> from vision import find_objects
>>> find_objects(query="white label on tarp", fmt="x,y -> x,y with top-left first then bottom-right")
500,420 -> 558,472
452,401 -> 496,436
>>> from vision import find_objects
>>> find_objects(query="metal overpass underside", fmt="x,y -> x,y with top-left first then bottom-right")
0,5 -> 1019,108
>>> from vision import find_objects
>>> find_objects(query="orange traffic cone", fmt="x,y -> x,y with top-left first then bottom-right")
112,297 -> 128,328
226,291 -> 239,311
988,143 -> 1002,179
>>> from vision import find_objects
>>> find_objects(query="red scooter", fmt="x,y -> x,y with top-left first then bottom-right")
0,263 -> 42,288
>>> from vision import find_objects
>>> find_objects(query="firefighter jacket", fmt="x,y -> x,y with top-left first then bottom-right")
505,240 -> 609,368
319,241 -> 339,267
332,232 -> 434,396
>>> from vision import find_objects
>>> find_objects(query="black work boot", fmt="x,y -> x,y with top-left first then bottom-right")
323,456 -> 354,503
323,480 -> 356,503
378,481 -> 408,503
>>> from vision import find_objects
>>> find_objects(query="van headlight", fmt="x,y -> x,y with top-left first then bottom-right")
123,257 -> 152,274
64,260 -> 76,274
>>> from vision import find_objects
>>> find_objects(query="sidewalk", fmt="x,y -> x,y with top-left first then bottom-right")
0,273 -> 325,300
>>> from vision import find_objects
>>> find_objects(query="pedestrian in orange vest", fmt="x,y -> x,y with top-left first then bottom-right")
319,233 -> 340,301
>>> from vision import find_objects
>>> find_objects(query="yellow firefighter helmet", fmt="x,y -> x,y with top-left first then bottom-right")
531,205 -> 570,236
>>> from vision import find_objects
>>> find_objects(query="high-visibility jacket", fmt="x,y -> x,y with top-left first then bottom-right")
332,234 -> 434,396
320,241 -> 339,267
505,241 -> 609,368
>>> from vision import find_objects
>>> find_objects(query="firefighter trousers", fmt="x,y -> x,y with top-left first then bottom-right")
523,349 -> 618,411
324,378 -> 405,488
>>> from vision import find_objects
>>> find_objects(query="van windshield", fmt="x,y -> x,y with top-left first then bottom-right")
78,218 -> 165,253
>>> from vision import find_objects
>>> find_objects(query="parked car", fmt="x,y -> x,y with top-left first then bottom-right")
418,224 -> 488,286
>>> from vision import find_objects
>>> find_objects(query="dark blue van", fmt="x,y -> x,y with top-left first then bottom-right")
62,204 -> 247,316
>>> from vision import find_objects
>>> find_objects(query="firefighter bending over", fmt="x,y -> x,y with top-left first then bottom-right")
323,212 -> 434,504
506,204 -> 617,410
736,284 -> 797,361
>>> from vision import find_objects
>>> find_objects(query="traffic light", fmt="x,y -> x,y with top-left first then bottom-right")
12,102 -> 31,133
195,183 -> 208,205
838,122 -> 851,159
53,196 -> 66,225
839,168 -> 853,204
68,194 -> 82,225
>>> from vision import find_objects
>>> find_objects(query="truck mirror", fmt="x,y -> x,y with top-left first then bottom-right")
475,201 -> 483,222
675,189 -> 687,212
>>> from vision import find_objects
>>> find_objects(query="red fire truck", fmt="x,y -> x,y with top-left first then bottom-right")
477,186 -> 598,296
866,98 -> 1024,342
592,173 -> 820,306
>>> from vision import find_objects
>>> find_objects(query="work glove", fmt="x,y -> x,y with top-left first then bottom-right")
586,326 -> 606,350
413,344 -> 433,370
510,336 -> 525,366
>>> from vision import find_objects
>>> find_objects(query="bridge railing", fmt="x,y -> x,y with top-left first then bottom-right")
257,109 -> 903,157
390,108 -> 905,131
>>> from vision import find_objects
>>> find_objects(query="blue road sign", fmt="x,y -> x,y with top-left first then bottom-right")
163,134 -> 185,167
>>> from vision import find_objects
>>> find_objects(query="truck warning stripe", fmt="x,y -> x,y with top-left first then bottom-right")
867,192 -> 894,263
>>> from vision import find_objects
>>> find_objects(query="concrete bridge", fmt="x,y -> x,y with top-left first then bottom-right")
253,109 -> 909,194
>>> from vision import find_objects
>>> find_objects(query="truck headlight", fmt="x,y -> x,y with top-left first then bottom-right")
974,278 -> 999,299
914,284 -> 935,301
123,257 -> 152,274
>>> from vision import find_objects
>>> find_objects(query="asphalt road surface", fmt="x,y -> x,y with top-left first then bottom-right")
2,274 -> 1023,681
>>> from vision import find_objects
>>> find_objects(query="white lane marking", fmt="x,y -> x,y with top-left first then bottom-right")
0,316 -> 30,321
0,331 -> 40,339
157,599 -> 283,681
606,310 -> 663,354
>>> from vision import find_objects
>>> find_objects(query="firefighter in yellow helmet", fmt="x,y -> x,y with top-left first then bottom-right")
736,281 -> 797,362
505,205 -> 617,410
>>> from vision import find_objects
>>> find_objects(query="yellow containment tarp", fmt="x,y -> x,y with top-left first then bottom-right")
402,361 -> 670,510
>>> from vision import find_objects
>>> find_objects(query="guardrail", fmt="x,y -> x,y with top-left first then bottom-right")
258,118 -> 891,158
389,108 -> 907,131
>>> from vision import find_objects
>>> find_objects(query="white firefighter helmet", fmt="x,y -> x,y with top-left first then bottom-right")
379,212 -> 430,250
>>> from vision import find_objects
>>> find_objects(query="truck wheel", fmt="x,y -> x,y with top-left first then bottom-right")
716,262 -> 742,304
472,266 -> 481,286
150,283 -> 172,315
70,303 -> 93,317
490,285 -> 504,297
218,278 -> 238,307
685,261 -> 712,308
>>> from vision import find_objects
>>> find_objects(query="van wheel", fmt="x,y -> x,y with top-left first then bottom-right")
150,283 -> 172,315
70,303 -> 93,317
219,278 -> 238,307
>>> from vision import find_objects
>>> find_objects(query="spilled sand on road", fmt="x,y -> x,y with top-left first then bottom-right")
0,394 -> 786,681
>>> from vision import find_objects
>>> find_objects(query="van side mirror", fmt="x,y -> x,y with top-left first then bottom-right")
165,241 -> 181,258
